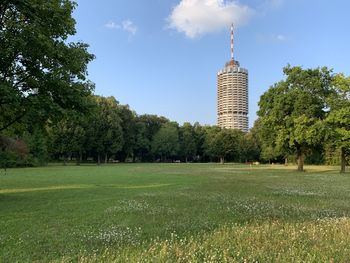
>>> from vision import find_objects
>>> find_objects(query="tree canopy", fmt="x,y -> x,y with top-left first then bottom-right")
258,66 -> 334,171
0,0 -> 94,132
326,74 -> 350,172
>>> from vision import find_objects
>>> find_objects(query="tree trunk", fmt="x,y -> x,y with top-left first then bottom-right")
340,147 -> 346,173
63,154 -> 67,166
220,157 -> 224,164
104,153 -> 108,164
97,154 -> 101,165
284,157 -> 288,166
185,156 -> 188,163
297,149 -> 304,172
76,151 -> 82,166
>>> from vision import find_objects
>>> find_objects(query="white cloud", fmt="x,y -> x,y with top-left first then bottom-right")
276,34 -> 286,41
256,33 -> 288,43
104,19 -> 138,36
122,20 -> 137,36
265,0 -> 283,9
167,0 -> 254,39
104,21 -> 120,29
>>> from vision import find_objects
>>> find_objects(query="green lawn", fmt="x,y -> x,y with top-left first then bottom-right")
1,164 -> 350,262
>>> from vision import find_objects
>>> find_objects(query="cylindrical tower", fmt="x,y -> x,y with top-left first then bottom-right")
217,24 -> 248,132
217,60 -> 248,132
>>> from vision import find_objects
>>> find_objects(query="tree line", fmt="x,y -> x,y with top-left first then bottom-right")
0,0 -> 349,172
0,94 -> 260,166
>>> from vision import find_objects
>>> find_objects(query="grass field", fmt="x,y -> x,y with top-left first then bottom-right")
1,163 -> 350,262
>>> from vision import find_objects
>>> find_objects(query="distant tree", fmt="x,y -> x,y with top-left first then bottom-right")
252,118 -> 284,164
203,126 -> 221,162
0,136 -> 28,171
136,114 -> 169,161
193,122 -> 206,162
258,66 -> 333,171
49,113 -> 86,165
151,122 -> 179,161
117,105 -> 137,162
240,132 -> 260,163
133,121 -> 151,162
88,96 -> 123,164
207,128 -> 243,164
179,123 -> 197,162
0,0 -> 94,132
326,73 -> 350,173
23,128 -> 48,166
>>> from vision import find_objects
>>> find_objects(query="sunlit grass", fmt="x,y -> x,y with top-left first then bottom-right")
75,218 -> 350,263
0,163 -> 349,262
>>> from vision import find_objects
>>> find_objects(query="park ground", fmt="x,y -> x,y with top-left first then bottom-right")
0,163 -> 350,262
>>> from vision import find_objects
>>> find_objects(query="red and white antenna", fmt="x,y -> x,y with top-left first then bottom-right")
230,23 -> 234,61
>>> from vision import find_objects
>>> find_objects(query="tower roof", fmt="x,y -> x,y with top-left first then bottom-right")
225,59 -> 240,68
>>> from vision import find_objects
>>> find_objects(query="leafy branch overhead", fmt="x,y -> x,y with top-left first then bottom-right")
0,0 -> 95,132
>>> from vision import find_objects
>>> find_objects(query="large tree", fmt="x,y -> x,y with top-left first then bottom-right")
258,66 -> 333,171
0,0 -> 94,132
326,73 -> 350,173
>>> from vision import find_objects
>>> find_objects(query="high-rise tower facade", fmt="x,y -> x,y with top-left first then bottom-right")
217,24 -> 248,132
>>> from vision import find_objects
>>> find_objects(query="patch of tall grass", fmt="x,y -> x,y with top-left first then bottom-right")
74,217 -> 350,262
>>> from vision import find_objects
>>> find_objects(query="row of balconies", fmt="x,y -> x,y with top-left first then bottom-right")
218,93 -> 248,98
218,75 -> 248,79
217,102 -> 248,107
217,68 -> 248,75
218,80 -> 248,84
217,103 -> 248,107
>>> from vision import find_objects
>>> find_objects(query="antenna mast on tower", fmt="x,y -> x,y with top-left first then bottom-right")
230,23 -> 234,61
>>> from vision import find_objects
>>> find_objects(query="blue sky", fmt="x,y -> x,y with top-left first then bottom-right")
71,0 -> 350,128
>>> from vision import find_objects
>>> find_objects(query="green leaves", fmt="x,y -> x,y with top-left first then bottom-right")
151,123 -> 180,160
0,0 -> 94,132
257,65 -> 334,170
205,128 -> 244,163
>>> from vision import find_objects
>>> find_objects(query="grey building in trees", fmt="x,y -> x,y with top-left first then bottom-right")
217,24 -> 248,132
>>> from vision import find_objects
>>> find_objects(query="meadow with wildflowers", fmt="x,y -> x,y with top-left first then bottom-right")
1,164 -> 350,262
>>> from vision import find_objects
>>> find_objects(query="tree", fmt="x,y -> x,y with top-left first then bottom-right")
179,123 -> 197,162
252,118 -> 284,164
49,112 -> 86,165
133,121 -> 151,162
23,128 -> 48,166
88,96 -> 123,164
326,73 -> 350,173
207,128 -> 243,164
0,0 -> 94,132
0,135 -> 28,172
203,126 -> 221,162
240,132 -> 260,163
117,105 -> 137,162
192,122 -> 206,161
136,114 -> 169,161
151,122 -> 179,161
258,66 -> 333,171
